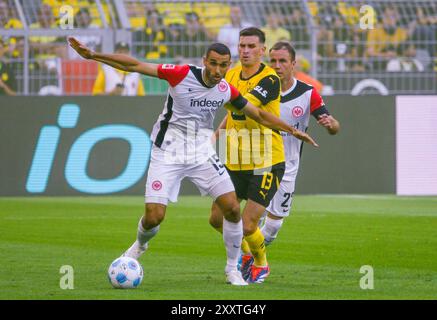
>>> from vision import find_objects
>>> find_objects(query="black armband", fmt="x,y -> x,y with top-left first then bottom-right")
311,105 -> 330,119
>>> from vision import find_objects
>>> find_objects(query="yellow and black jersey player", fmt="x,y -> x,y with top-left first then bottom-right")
209,27 -> 316,284
224,61 -> 284,172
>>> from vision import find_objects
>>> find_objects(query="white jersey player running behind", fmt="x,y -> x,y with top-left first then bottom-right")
68,38 -> 318,286
263,41 -> 340,245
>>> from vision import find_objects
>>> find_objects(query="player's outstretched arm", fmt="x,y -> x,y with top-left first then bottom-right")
68,37 -> 159,77
241,103 -> 319,147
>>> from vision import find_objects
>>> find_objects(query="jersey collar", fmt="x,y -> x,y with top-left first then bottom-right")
282,77 -> 298,96
189,65 -> 215,88
239,63 -> 266,81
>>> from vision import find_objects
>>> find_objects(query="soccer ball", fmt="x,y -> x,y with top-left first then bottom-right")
108,256 -> 143,289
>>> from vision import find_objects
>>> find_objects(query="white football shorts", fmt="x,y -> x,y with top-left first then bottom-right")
145,145 -> 235,205
266,160 -> 299,218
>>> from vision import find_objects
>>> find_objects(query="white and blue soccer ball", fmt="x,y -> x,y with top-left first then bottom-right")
108,256 -> 143,289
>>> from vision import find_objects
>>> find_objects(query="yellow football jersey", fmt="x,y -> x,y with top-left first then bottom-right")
224,63 -> 285,171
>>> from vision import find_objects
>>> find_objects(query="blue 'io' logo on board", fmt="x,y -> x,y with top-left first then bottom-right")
26,104 -> 151,194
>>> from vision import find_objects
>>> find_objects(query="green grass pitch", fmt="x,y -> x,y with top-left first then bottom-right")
0,195 -> 436,300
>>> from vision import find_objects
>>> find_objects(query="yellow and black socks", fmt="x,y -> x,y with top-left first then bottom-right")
244,227 -> 267,266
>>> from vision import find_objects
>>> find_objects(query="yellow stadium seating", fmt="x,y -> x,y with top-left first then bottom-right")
155,2 -> 192,26
43,0 -> 113,27
126,2 -> 146,29
192,2 -> 230,35
337,2 -> 360,25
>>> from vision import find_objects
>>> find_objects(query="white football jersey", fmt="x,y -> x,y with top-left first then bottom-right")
280,78 -> 329,178
151,64 -> 247,164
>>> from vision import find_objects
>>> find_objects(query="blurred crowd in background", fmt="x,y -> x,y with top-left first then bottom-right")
0,0 -> 436,96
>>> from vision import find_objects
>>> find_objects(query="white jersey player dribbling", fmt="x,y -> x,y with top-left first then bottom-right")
140,63 -> 252,286
146,64 -> 243,204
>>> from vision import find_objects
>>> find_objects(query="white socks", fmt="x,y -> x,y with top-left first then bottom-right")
222,219 -> 243,273
261,216 -> 283,246
137,217 -> 160,248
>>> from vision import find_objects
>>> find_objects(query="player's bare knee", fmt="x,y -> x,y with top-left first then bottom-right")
222,202 -> 240,223
215,192 -> 240,219
243,220 -> 258,236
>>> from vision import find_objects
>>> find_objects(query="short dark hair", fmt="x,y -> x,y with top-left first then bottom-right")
269,41 -> 296,61
206,43 -> 231,58
239,27 -> 266,44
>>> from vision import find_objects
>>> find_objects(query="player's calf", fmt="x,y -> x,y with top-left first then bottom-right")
209,201 -> 224,231
261,215 -> 284,246
143,203 -> 166,229
122,203 -> 166,261
215,192 -> 244,276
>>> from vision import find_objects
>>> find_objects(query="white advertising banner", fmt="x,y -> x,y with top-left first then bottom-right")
396,96 -> 437,195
